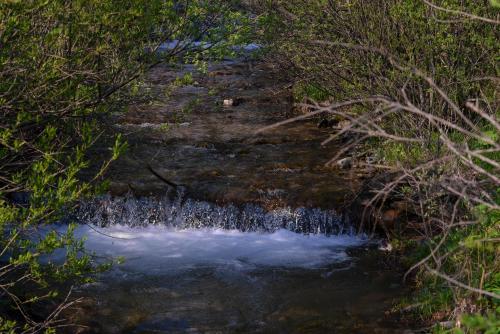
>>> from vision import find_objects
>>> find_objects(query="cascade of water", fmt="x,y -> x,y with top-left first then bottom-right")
75,192 -> 351,236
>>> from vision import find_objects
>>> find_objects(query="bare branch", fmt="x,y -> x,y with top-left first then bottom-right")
423,0 -> 500,25
425,264 -> 500,300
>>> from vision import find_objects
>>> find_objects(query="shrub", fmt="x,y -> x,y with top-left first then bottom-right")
253,0 -> 499,327
0,0 -> 249,331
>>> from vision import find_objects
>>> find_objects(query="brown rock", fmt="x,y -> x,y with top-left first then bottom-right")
383,209 -> 400,222
381,208 -> 401,229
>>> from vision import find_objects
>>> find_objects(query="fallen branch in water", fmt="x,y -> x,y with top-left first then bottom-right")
147,164 -> 181,189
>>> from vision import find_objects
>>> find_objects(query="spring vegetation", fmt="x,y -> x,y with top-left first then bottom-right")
250,0 -> 499,332
0,1 -> 250,332
0,0 -> 498,333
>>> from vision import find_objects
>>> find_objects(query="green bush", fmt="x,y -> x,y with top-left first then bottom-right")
0,0 -> 249,331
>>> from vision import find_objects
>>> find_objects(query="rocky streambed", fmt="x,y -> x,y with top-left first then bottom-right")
89,55 -> 370,209
68,54 -> 415,333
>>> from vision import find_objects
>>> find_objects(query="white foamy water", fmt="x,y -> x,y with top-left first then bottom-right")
70,225 -> 367,273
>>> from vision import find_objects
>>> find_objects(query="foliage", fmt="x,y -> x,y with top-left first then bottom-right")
434,310 -> 500,333
0,0 -> 249,332
457,310 -> 500,334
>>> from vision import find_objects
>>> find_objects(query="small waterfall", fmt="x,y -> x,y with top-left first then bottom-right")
75,192 -> 353,236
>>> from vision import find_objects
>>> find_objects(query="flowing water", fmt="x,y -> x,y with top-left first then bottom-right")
76,194 -> 349,234
57,195 -> 412,333
71,230 -> 404,333
65,52 -> 413,333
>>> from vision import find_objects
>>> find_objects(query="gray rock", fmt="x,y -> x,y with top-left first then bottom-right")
365,155 -> 377,164
223,98 -> 244,107
336,157 -> 353,169
223,98 -> 234,106
378,240 -> 393,252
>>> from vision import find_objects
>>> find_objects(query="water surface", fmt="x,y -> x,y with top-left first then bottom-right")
71,50 -> 410,333
66,224 -> 408,333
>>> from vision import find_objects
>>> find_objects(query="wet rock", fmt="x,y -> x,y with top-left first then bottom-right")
108,182 -> 130,196
365,155 -> 377,164
336,157 -> 353,169
223,97 -> 245,106
381,208 -> 400,230
378,240 -> 393,252
382,209 -> 399,223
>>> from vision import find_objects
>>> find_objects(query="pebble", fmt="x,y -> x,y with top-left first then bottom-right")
378,240 -> 393,252
336,157 -> 353,169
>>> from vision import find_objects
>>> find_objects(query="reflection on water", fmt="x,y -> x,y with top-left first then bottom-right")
66,225 -> 410,333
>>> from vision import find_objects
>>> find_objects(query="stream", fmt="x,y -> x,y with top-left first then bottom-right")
67,52 -> 413,333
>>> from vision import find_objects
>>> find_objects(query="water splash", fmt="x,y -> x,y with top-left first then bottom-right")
75,193 -> 353,236
73,226 -> 365,272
